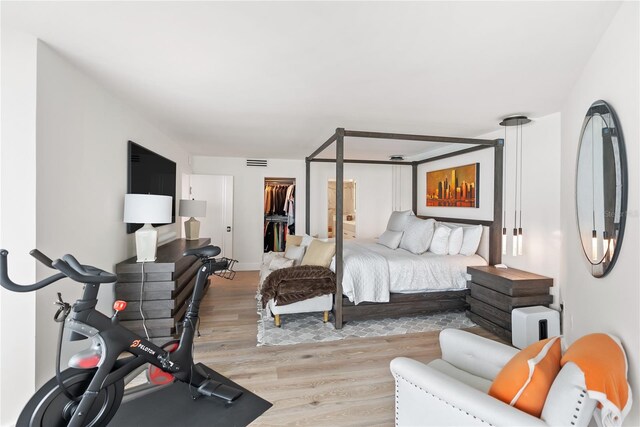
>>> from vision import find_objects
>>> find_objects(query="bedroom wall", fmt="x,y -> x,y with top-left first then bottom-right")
416,114 -> 562,309
190,156 -> 307,270
559,2 -> 639,425
309,162 -> 413,239
33,43 -> 191,386
190,156 -> 413,270
0,27 -> 39,427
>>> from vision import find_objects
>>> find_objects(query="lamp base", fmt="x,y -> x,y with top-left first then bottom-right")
135,223 -> 158,262
184,217 -> 201,240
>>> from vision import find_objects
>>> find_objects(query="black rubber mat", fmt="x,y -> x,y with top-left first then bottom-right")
109,363 -> 272,426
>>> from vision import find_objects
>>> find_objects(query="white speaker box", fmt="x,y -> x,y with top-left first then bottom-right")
511,306 -> 560,349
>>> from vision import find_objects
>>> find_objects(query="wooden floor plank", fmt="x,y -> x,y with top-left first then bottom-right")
192,271 -> 502,426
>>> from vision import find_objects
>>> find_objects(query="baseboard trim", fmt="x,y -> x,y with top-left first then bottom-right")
235,262 -> 260,271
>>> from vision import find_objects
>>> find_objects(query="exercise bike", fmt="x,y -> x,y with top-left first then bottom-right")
0,245 -> 242,427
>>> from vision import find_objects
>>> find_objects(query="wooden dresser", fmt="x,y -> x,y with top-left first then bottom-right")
466,266 -> 553,342
115,238 -> 211,341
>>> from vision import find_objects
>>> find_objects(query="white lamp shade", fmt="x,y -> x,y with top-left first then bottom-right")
124,194 -> 172,224
179,199 -> 206,218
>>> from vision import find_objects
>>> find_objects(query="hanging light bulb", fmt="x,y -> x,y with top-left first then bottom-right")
512,228 -> 518,257
502,228 -> 507,255
517,228 -> 523,256
591,229 -> 598,260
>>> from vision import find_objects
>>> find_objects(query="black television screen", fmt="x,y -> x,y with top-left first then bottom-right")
127,141 -> 177,234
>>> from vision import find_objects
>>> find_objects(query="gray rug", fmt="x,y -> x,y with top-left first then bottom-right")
257,302 -> 476,346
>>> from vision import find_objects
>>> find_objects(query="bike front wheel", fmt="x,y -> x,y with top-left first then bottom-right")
17,368 -> 124,427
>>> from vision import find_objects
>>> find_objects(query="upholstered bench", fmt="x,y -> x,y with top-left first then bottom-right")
260,238 -> 336,327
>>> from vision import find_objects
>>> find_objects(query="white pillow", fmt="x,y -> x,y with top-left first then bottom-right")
378,230 -> 403,249
459,225 -> 483,256
269,256 -> 295,270
447,226 -> 464,255
386,210 -> 413,232
284,244 -> 306,265
429,225 -> 451,255
399,217 -> 436,254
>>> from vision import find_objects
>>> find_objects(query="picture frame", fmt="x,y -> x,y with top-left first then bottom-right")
426,163 -> 479,207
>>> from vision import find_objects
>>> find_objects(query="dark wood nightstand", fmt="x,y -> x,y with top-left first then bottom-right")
466,266 -> 553,342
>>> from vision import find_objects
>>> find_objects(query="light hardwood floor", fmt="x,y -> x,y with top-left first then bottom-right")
194,271 -> 501,426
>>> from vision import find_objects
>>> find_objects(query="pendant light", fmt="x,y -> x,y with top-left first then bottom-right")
499,115 -> 531,257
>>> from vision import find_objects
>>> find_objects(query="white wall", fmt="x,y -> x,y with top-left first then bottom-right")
559,3 -> 639,425
0,28 -> 38,427
191,156 -> 414,269
31,43 -> 191,388
191,156 -> 306,270
417,147 -> 495,220
478,114 -> 562,307
416,114 -> 562,308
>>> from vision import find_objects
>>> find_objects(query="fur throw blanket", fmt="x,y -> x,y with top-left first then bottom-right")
261,265 -> 336,308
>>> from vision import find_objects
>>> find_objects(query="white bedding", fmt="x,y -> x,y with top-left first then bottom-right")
331,239 -> 488,304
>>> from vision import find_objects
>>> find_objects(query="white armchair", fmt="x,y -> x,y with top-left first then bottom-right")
390,329 -> 598,427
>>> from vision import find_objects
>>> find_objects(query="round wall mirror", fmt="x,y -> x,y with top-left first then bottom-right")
575,100 -> 627,278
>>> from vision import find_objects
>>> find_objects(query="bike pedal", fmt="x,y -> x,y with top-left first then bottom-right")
197,380 -> 243,402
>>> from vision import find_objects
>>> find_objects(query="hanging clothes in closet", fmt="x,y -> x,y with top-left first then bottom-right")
264,180 -> 295,252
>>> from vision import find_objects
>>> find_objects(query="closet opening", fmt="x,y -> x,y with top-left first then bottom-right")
264,177 -> 296,252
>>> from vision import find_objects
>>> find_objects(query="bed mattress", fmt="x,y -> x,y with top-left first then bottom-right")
331,239 -> 488,304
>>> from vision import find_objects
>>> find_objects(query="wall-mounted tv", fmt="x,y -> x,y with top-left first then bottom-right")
127,141 -> 177,234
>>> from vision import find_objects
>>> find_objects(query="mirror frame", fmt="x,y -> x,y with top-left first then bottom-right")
575,100 -> 627,278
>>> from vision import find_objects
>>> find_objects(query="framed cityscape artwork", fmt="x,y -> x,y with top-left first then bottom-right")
426,163 -> 479,207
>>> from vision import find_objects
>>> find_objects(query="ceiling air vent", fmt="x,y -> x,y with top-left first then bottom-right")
246,159 -> 268,167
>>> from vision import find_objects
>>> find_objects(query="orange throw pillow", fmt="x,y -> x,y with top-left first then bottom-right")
488,336 -> 562,417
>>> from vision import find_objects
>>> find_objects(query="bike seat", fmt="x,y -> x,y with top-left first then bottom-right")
183,245 -> 221,258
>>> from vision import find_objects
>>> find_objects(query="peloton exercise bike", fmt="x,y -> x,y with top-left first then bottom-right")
0,245 -> 243,427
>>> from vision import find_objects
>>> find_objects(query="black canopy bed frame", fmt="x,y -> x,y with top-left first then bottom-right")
305,128 -> 504,329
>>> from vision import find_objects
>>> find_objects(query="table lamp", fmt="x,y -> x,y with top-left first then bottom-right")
124,194 -> 172,262
179,199 -> 207,240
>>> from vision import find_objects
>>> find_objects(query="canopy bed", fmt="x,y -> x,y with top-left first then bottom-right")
305,129 -> 504,329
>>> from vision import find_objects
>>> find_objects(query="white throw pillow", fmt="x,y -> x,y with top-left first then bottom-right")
429,225 -> 451,255
378,230 -> 404,249
459,225 -> 484,256
269,256 -> 295,270
386,210 -> 413,232
284,244 -> 306,265
448,226 -> 464,255
399,217 -> 436,254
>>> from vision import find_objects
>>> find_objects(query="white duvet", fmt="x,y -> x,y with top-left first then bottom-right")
330,239 -> 488,304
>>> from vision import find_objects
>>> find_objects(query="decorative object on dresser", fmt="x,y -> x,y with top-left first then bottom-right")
575,100 -> 627,278
115,238 -> 211,342
179,199 -> 207,240
466,265 -> 553,342
123,194 -> 173,262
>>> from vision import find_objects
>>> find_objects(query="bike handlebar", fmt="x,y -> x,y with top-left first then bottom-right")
0,249 -> 117,293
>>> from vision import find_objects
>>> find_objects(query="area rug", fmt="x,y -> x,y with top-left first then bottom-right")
256,303 -> 476,346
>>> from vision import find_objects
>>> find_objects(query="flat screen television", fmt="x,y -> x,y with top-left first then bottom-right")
127,141 -> 177,234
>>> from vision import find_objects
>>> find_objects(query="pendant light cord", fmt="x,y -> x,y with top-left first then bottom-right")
514,122 -> 519,228
503,126 -> 507,226
519,121 -> 523,228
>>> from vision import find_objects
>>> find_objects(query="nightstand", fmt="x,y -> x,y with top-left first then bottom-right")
466,266 -> 553,342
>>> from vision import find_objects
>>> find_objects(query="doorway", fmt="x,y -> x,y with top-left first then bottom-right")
327,179 -> 356,239
187,174 -> 234,258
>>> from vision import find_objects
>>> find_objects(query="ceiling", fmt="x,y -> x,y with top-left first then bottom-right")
3,1 -> 620,160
